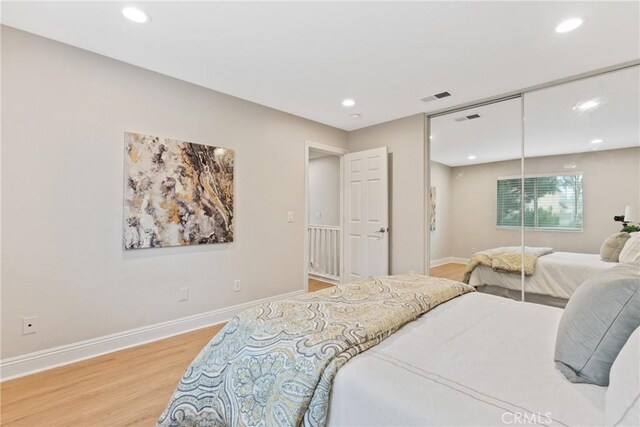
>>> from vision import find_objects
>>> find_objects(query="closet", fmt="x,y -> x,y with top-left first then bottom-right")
427,65 -> 639,306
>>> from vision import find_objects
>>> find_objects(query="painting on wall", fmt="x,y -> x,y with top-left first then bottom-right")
429,186 -> 437,231
123,132 -> 234,249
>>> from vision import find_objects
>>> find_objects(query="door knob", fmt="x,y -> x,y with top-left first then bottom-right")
376,227 -> 387,233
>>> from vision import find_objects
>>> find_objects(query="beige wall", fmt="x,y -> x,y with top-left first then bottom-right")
308,156 -> 341,226
445,147 -> 640,259
348,114 -> 425,274
1,27 -> 348,359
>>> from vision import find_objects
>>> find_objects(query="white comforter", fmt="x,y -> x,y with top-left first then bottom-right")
469,251 -> 615,300
328,292 -> 606,427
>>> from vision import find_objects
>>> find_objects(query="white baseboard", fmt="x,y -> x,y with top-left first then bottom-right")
0,289 -> 305,382
430,257 -> 469,267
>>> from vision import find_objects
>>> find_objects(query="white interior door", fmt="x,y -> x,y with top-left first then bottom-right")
344,147 -> 389,280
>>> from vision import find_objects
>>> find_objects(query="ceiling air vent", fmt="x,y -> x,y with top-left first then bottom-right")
434,91 -> 452,99
421,91 -> 452,103
454,113 -> 481,122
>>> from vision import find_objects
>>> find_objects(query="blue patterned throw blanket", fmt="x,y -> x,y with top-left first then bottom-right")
157,275 -> 474,427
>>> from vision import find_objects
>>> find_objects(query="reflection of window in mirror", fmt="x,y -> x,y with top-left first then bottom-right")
496,174 -> 583,231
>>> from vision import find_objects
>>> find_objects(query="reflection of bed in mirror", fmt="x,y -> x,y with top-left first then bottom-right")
467,251 -> 615,307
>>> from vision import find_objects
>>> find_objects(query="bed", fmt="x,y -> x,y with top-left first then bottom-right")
158,276 -> 612,427
328,292 -> 605,426
468,251 -> 615,306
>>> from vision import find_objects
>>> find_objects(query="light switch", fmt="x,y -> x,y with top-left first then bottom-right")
287,211 -> 294,223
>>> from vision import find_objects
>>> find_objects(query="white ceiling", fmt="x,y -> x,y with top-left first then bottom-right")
431,66 -> 640,167
2,1 -> 639,131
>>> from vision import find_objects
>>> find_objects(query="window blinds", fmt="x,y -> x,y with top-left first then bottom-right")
496,174 -> 583,230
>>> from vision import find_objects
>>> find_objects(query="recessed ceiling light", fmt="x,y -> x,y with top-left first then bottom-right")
556,18 -> 583,33
591,139 -> 603,144
574,99 -> 599,111
467,155 -> 477,160
350,113 -> 362,120
122,7 -> 149,23
342,99 -> 356,107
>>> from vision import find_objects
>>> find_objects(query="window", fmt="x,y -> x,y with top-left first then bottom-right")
496,174 -> 583,230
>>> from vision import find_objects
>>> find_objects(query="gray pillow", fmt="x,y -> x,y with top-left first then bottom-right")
600,232 -> 631,262
554,263 -> 640,386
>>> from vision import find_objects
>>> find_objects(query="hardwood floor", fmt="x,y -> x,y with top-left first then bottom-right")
1,280 -> 334,427
429,262 -> 466,282
0,325 -> 224,427
308,277 -> 335,292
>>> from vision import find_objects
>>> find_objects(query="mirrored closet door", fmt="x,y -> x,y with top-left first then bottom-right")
522,66 -> 640,306
428,97 -> 525,297
427,65 -> 639,308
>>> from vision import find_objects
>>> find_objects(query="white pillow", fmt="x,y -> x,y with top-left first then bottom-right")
619,235 -> 640,264
605,327 -> 639,426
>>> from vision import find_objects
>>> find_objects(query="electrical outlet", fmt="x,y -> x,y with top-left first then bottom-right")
287,211 -> 294,223
179,287 -> 190,302
22,316 -> 37,335
234,280 -> 241,292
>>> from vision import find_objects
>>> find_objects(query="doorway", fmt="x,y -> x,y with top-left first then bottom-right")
304,142 -> 391,291
304,141 -> 348,291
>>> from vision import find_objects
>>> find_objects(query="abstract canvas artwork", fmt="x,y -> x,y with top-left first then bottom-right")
124,132 -> 234,249
429,186 -> 437,231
